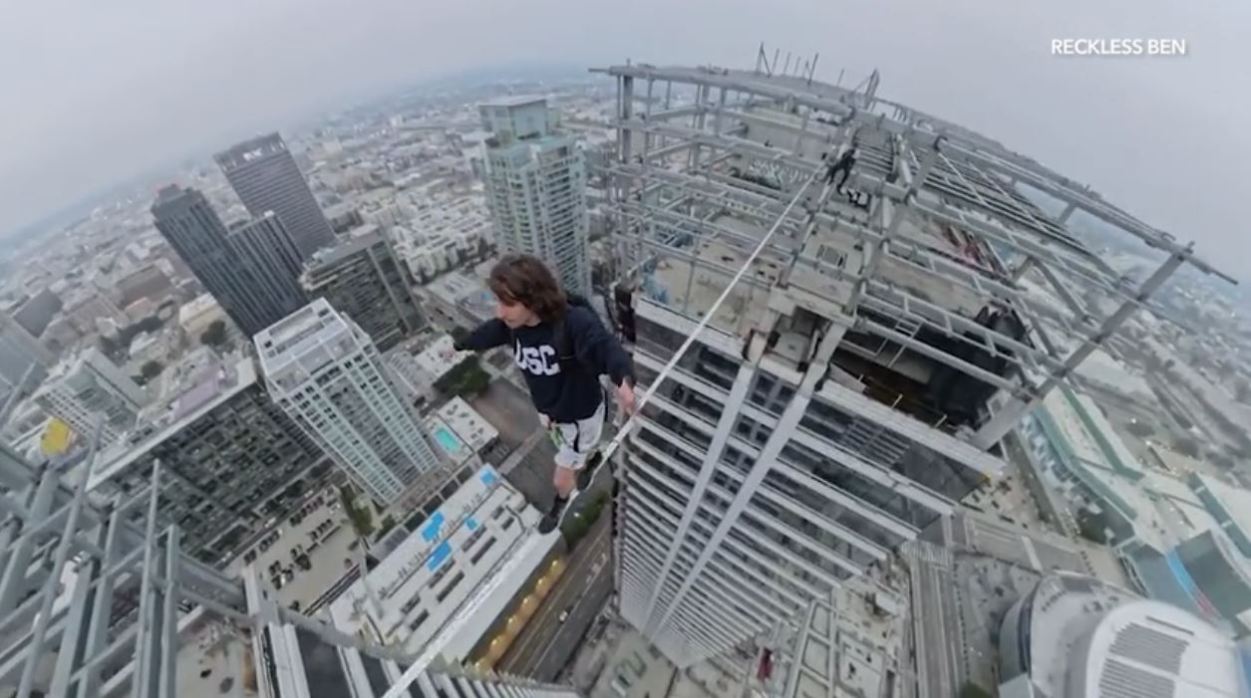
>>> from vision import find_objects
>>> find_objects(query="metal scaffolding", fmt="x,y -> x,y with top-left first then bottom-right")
0,439 -> 578,697
592,58 -> 1232,449
590,52 -> 1235,669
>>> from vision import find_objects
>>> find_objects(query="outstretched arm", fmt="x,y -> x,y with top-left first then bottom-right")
453,319 -> 510,352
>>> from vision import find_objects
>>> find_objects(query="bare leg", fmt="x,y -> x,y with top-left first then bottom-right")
553,464 -> 576,499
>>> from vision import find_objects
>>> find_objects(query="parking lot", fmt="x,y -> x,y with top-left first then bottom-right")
227,484 -> 365,610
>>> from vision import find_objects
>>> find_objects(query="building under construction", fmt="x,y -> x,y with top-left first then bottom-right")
592,51 -> 1233,675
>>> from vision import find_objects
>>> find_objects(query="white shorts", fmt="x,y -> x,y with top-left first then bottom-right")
544,401 -> 605,470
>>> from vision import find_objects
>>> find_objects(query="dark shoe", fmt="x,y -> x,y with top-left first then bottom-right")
576,451 -> 604,491
539,497 -> 568,534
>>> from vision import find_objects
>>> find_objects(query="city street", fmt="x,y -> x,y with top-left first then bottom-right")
498,511 -> 613,680
906,541 -> 962,698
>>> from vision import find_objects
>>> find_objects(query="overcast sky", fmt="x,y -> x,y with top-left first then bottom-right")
3,0 -> 1247,279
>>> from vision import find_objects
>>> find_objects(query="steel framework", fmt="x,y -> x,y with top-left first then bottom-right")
589,52 -> 1235,670
0,436 -> 577,697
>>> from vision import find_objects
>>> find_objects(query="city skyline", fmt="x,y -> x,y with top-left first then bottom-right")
2,1 -> 1250,281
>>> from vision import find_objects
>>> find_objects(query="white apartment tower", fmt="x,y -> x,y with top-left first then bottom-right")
480,96 -> 591,296
255,299 -> 442,505
33,347 -> 147,444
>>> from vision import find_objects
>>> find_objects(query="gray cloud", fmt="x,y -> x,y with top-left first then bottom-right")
2,0 -> 1246,278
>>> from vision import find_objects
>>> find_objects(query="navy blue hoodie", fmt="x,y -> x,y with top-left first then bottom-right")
454,306 -> 634,423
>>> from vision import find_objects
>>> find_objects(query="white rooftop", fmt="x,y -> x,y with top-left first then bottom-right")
1077,599 -> 1246,697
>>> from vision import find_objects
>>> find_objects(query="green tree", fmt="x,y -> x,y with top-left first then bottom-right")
959,683 -> 993,698
561,492 -> 610,547
338,485 -> 375,538
140,360 -> 163,381
434,355 -> 491,398
200,319 -> 228,347
378,515 -> 398,538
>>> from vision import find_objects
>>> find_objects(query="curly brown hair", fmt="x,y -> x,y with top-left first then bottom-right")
488,254 -> 568,323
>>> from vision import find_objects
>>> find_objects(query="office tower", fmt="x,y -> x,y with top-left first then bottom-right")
226,212 -> 307,314
480,97 -> 590,296
151,185 -> 306,336
0,312 -> 53,399
215,132 -> 336,260
89,353 -> 326,566
596,61 -> 1231,666
255,299 -> 442,506
32,347 -> 147,445
0,441 -> 578,698
302,225 -> 423,351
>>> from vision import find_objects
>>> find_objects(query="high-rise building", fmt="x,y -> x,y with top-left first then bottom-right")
301,225 -> 423,351
89,353 -> 326,566
0,312 -> 53,398
480,97 -> 590,296
226,211 -> 307,314
595,61 -> 1231,667
215,132 -> 336,260
255,299 -> 442,505
32,347 -> 147,445
151,185 -> 306,336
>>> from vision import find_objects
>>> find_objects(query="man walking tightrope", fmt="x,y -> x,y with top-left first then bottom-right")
453,255 -> 636,534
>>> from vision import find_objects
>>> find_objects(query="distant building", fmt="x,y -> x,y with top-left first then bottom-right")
418,271 -> 496,332
32,347 -> 147,445
412,335 -> 474,386
178,293 -> 232,343
424,397 -> 499,465
999,572 -> 1243,697
116,264 -> 175,308
215,133 -> 336,260
480,97 -> 590,296
324,203 -> 364,234
328,463 -> 557,662
89,355 -> 326,566
390,197 -> 492,283
255,299 -> 442,506
63,291 -> 127,336
301,226 -> 423,351
151,185 -> 306,336
11,287 -> 62,338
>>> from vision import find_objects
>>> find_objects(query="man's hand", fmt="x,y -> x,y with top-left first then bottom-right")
615,380 -> 637,417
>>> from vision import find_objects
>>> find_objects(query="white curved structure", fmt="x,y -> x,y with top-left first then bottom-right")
1000,572 -> 1249,697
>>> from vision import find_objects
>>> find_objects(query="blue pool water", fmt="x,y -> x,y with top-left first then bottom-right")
434,426 -> 463,453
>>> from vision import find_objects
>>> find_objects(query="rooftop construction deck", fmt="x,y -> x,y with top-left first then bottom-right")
595,56 -> 1232,451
